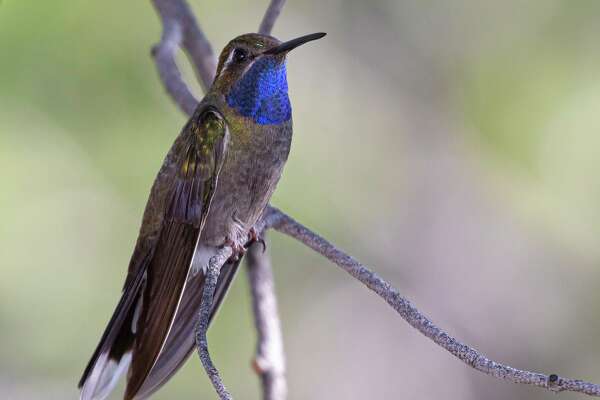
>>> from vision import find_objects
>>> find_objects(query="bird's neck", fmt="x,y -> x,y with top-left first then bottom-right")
226,58 -> 291,125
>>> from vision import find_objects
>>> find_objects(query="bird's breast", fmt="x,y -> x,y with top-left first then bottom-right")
200,120 -> 292,246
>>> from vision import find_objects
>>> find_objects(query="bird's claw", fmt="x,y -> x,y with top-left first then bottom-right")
223,236 -> 246,262
244,227 -> 266,253
223,228 -> 266,263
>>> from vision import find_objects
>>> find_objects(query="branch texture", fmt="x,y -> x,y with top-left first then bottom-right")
196,247 -> 234,400
151,0 -> 217,115
151,19 -> 198,116
246,239 -> 287,400
260,206 -> 600,398
258,0 -> 286,35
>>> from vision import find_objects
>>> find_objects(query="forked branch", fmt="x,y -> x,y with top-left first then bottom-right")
151,0 -> 216,116
151,18 -> 198,116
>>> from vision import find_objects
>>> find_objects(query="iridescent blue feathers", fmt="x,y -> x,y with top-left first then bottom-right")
226,57 -> 291,125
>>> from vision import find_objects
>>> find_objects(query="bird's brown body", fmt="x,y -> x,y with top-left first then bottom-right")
135,92 -> 291,262
199,94 -> 292,247
79,32 -> 324,400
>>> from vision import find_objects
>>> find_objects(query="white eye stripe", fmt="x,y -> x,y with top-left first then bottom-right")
218,48 -> 256,78
223,48 -> 237,68
223,48 -> 248,69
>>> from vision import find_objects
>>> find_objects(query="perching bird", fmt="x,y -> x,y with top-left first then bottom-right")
78,32 -> 326,400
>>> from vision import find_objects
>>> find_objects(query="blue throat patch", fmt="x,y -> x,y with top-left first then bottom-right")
226,57 -> 291,125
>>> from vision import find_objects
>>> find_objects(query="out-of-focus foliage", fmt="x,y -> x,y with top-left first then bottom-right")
1,1 -> 599,399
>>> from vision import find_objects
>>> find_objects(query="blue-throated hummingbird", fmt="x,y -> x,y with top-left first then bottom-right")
79,32 -> 326,400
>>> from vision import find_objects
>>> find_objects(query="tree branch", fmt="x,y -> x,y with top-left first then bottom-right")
246,238 -> 287,400
196,246 -> 234,400
151,18 -> 198,117
151,0 -> 216,115
258,0 -> 286,35
259,206 -> 600,398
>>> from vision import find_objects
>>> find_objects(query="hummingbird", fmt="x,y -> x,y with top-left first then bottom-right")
78,32 -> 326,400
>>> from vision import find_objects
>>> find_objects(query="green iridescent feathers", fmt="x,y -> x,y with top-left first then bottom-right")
167,108 -> 229,227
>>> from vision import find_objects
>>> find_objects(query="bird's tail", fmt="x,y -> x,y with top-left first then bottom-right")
78,242 -> 241,400
78,267 -> 146,400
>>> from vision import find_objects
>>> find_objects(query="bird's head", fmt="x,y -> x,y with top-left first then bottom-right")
212,32 -> 326,125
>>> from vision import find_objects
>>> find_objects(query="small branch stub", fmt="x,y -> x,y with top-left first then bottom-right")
548,374 -> 560,391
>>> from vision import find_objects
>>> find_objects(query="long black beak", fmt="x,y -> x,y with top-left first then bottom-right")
264,32 -> 326,55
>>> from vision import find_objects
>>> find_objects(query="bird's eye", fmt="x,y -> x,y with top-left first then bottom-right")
232,48 -> 248,63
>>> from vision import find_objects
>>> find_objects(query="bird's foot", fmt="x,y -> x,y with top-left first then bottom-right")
223,236 -> 246,262
244,227 -> 266,253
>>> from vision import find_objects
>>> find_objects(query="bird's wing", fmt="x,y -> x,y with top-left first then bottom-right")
133,256 -> 241,399
79,106 -> 229,400
124,107 -> 230,399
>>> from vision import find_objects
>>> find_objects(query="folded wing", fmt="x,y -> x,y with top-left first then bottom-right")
79,107 -> 230,400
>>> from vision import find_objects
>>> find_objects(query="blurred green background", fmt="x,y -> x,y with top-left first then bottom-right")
2,0 -> 600,399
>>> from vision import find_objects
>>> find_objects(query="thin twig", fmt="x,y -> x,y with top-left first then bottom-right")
151,17 -> 198,116
151,0 -> 216,114
196,246 -> 234,400
246,238 -> 287,400
179,8 -> 216,90
258,0 -> 287,35
260,206 -> 600,397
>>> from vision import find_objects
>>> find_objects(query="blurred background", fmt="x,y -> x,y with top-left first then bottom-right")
1,0 -> 600,399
